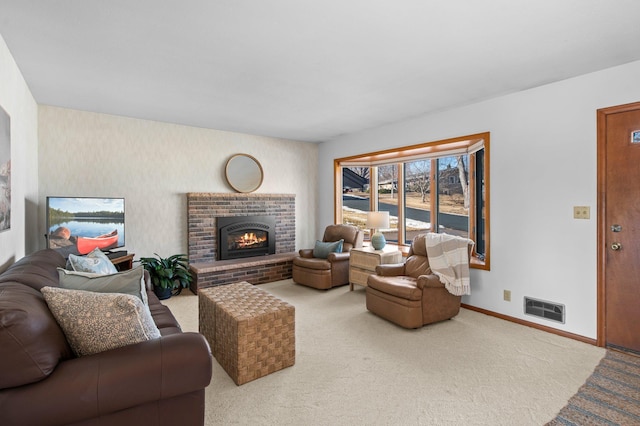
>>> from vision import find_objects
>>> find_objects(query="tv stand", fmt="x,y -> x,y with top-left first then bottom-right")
106,250 -> 128,259
109,253 -> 134,272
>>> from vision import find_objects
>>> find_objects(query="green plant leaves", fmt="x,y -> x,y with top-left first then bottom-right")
138,253 -> 192,289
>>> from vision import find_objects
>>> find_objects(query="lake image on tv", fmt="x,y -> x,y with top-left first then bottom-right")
49,220 -> 125,245
47,197 -> 125,255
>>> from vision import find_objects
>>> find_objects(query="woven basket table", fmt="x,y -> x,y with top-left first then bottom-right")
199,281 -> 295,385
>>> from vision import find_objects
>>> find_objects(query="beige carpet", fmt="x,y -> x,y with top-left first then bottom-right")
164,280 -> 605,425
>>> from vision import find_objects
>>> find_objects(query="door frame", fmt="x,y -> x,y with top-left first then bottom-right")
596,100 -> 640,347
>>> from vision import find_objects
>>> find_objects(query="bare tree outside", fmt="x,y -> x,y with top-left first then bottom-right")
406,160 -> 430,203
352,167 -> 369,179
456,155 -> 469,210
342,155 -> 470,239
337,140 -> 487,261
378,164 -> 397,200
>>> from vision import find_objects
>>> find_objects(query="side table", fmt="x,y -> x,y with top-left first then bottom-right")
109,253 -> 135,272
349,246 -> 402,291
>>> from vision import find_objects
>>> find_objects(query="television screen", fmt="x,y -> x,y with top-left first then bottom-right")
46,197 -> 125,256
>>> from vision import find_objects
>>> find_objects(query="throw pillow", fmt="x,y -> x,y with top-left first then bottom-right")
313,239 -> 344,259
57,265 -> 148,306
67,248 -> 118,275
41,286 -> 161,357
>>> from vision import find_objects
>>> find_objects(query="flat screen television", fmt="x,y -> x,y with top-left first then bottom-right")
46,196 -> 125,257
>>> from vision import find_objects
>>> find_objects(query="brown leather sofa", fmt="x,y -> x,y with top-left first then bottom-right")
366,234 -> 470,329
292,224 -> 364,290
0,249 -> 212,426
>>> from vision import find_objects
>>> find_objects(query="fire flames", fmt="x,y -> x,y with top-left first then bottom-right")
234,232 -> 266,248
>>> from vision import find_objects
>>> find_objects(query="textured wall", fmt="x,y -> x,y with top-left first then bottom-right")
38,107 -> 317,260
0,34 -> 39,268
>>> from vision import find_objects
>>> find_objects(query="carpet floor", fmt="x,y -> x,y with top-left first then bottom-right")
164,280 -> 606,425
546,350 -> 640,425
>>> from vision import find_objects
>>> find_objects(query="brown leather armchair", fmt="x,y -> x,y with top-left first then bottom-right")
292,224 -> 364,290
366,233 -> 471,329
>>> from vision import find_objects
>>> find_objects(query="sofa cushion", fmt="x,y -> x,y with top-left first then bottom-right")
41,286 -> 161,357
67,248 -> 118,274
0,283 -> 73,389
404,255 -> 430,278
58,265 -> 148,305
410,234 -> 428,256
367,275 -> 422,300
147,296 -> 183,335
292,256 -> 332,271
323,224 -> 358,251
0,249 -> 66,291
313,239 -> 343,259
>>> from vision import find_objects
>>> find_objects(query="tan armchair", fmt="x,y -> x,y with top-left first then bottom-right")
366,233 -> 471,328
292,224 -> 364,290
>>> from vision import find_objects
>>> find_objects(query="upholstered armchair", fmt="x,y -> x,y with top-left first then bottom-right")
366,233 -> 472,329
292,224 -> 364,290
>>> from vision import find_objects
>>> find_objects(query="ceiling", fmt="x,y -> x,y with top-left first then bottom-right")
1,1 -> 640,143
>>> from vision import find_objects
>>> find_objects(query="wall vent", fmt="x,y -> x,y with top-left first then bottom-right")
524,297 -> 565,323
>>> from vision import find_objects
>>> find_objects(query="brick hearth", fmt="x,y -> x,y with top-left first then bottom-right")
187,193 -> 296,291
189,253 -> 295,292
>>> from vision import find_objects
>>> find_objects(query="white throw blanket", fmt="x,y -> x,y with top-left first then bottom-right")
424,233 -> 474,296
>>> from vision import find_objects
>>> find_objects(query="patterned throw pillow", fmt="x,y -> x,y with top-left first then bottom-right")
57,265 -> 148,306
313,239 -> 344,259
67,248 -> 118,275
41,286 -> 160,357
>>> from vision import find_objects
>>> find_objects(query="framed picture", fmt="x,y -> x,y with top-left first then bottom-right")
0,105 -> 10,232
632,130 -> 640,144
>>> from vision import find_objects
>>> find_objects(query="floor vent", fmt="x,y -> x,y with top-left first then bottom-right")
524,297 -> 565,323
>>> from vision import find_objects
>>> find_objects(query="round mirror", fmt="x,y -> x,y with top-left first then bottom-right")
225,154 -> 264,193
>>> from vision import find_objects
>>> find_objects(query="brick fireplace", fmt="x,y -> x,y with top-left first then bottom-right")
187,193 -> 296,291
217,215 -> 276,260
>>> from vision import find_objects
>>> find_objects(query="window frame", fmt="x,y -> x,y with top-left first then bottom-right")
334,132 -> 490,270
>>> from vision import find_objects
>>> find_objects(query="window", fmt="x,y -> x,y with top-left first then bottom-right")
377,165 -> 398,244
436,155 -> 469,238
341,166 -> 371,239
335,132 -> 489,270
403,158 -> 432,242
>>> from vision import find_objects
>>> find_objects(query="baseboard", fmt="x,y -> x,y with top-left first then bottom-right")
461,303 -> 598,346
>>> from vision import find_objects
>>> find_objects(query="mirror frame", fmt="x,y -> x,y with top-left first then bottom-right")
225,153 -> 264,193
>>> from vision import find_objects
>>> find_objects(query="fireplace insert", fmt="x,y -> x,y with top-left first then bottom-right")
217,215 -> 276,260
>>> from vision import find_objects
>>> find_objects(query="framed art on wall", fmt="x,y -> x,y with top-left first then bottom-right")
0,105 -> 10,232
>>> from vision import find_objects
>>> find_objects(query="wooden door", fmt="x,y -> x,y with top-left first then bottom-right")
598,101 -> 640,353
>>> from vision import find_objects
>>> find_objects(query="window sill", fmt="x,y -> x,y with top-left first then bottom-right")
470,256 -> 488,270
363,242 -> 488,270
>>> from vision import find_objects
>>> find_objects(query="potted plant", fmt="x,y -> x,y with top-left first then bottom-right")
138,253 -> 193,300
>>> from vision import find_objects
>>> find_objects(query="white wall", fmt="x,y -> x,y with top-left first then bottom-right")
0,34 -> 39,270
318,60 -> 640,339
38,107 -> 318,260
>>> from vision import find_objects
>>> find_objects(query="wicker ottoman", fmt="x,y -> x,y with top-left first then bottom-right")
199,281 -> 295,385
